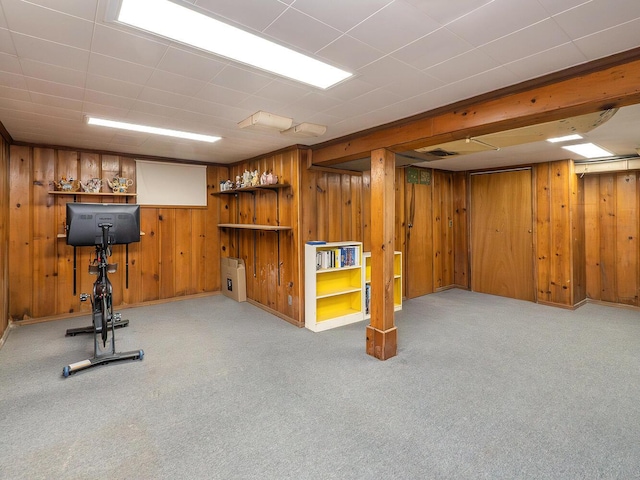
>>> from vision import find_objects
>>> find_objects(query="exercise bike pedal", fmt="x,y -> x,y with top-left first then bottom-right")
79,293 -> 89,302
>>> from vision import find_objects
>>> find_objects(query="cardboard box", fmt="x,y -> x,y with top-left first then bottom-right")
220,257 -> 247,302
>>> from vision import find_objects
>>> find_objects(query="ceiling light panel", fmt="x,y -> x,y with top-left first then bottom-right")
117,0 -> 352,89
561,143 -> 613,159
546,134 -> 583,143
86,116 -> 221,143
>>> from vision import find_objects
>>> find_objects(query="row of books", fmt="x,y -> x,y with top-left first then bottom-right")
316,245 -> 361,270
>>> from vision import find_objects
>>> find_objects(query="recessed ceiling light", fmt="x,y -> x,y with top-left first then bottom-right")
117,0 -> 352,89
546,134 -> 583,143
85,116 -> 221,143
561,143 -> 613,159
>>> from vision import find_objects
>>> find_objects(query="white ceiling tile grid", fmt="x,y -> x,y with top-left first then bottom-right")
0,0 -> 637,165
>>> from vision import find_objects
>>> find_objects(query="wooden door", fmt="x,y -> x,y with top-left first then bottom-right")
404,175 -> 433,298
470,169 -> 534,301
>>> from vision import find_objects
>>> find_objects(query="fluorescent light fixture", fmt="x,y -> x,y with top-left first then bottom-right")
561,143 -> 613,159
546,134 -> 583,143
117,0 -> 352,89
281,122 -> 327,137
238,111 -> 293,131
85,116 -> 221,143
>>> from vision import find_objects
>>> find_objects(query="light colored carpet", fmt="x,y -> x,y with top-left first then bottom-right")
1,289 -> 639,479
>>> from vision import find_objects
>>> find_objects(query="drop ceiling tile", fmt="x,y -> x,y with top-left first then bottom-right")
291,0 -> 393,33
480,19 -> 572,65
574,17 -> 640,60
211,65 -> 273,94
358,56 -> 423,88
383,72 -> 444,98
536,0 -> 592,16
236,95 -> 284,116
0,52 -> 20,74
156,46 -> 226,82
424,48 -> 500,84
194,83 -> 249,107
254,79 -> 308,103
446,0 -> 549,47
25,77 -> 85,101
392,28 -> 474,70
348,1 -> 440,53
554,0 -> 640,39
29,92 -> 84,112
194,0 -> 288,32
20,59 -> 86,88
325,87 -> 402,118
447,66 -> 520,99
287,92 -> 344,114
505,42 -> 588,81
85,73 -> 143,99
324,76 -> 378,102
83,89 -> 137,110
2,0 -> 94,49
0,70 -> 25,90
23,0 -> 98,21
181,98 -> 250,124
11,32 -> 90,70
82,101 -> 131,120
263,8 -> 342,53
0,85 -> 30,103
317,35 -> 383,71
0,28 -> 15,55
137,87 -> 190,109
146,69 -> 208,97
0,3 -> 7,27
87,53 -> 154,85
92,24 -> 168,67
403,0 -> 494,25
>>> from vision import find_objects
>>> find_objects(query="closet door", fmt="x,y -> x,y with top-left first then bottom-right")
470,169 -> 534,302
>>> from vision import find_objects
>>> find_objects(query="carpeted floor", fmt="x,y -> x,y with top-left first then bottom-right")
1,289 -> 639,479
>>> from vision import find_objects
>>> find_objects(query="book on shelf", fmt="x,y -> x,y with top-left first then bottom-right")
315,245 -> 360,270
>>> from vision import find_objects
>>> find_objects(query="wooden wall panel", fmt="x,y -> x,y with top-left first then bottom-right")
0,136 -> 8,339
8,146 -> 228,323
9,146 -> 32,319
224,148 -> 303,325
452,172 -> 469,288
433,170 -> 454,290
571,169 -> 586,305
403,169 -> 434,299
583,172 -> 639,306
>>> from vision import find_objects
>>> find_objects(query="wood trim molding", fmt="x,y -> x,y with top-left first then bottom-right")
0,120 -> 12,144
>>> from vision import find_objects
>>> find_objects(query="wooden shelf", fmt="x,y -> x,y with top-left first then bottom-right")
217,223 -> 291,231
49,191 -> 136,196
213,184 -> 289,195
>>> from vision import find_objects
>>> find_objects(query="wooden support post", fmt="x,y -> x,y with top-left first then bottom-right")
366,148 -> 397,360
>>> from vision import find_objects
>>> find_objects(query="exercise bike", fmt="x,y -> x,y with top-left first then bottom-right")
62,222 -> 143,377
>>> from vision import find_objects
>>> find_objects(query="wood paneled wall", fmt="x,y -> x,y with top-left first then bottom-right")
535,160 -> 586,307
222,148 -> 303,325
8,145 -> 227,321
584,171 -> 639,306
0,136 -> 8,340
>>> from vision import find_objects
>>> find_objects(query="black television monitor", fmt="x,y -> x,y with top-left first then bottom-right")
66,203 -> 141,247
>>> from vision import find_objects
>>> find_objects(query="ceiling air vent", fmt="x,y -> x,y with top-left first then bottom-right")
422,148 -> 458,157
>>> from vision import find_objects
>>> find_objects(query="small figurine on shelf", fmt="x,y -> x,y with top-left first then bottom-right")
242,170 -> 252,188
106,176 -> 133,193
81,177 -> 102,193
54,176 -> 80,192
225,179 -> 233,191
251,169 -> 260,186
260,171 -> 268,185
236,175 -> 242,189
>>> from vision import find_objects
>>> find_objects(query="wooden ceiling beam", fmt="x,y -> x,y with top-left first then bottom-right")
311,55 -> 640,165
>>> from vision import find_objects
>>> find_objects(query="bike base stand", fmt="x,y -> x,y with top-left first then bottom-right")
63,349 -> 144,377
65,318 -> 129,337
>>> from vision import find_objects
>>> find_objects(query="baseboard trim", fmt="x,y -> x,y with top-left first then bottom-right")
246,299 -> 303,328
12,291 -> 222,326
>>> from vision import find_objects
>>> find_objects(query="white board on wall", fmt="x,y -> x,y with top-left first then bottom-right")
135,160 -> 207,206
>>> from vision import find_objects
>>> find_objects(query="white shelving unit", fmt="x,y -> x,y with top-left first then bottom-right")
363,251 -> 402,319
305,241 -> 363,332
